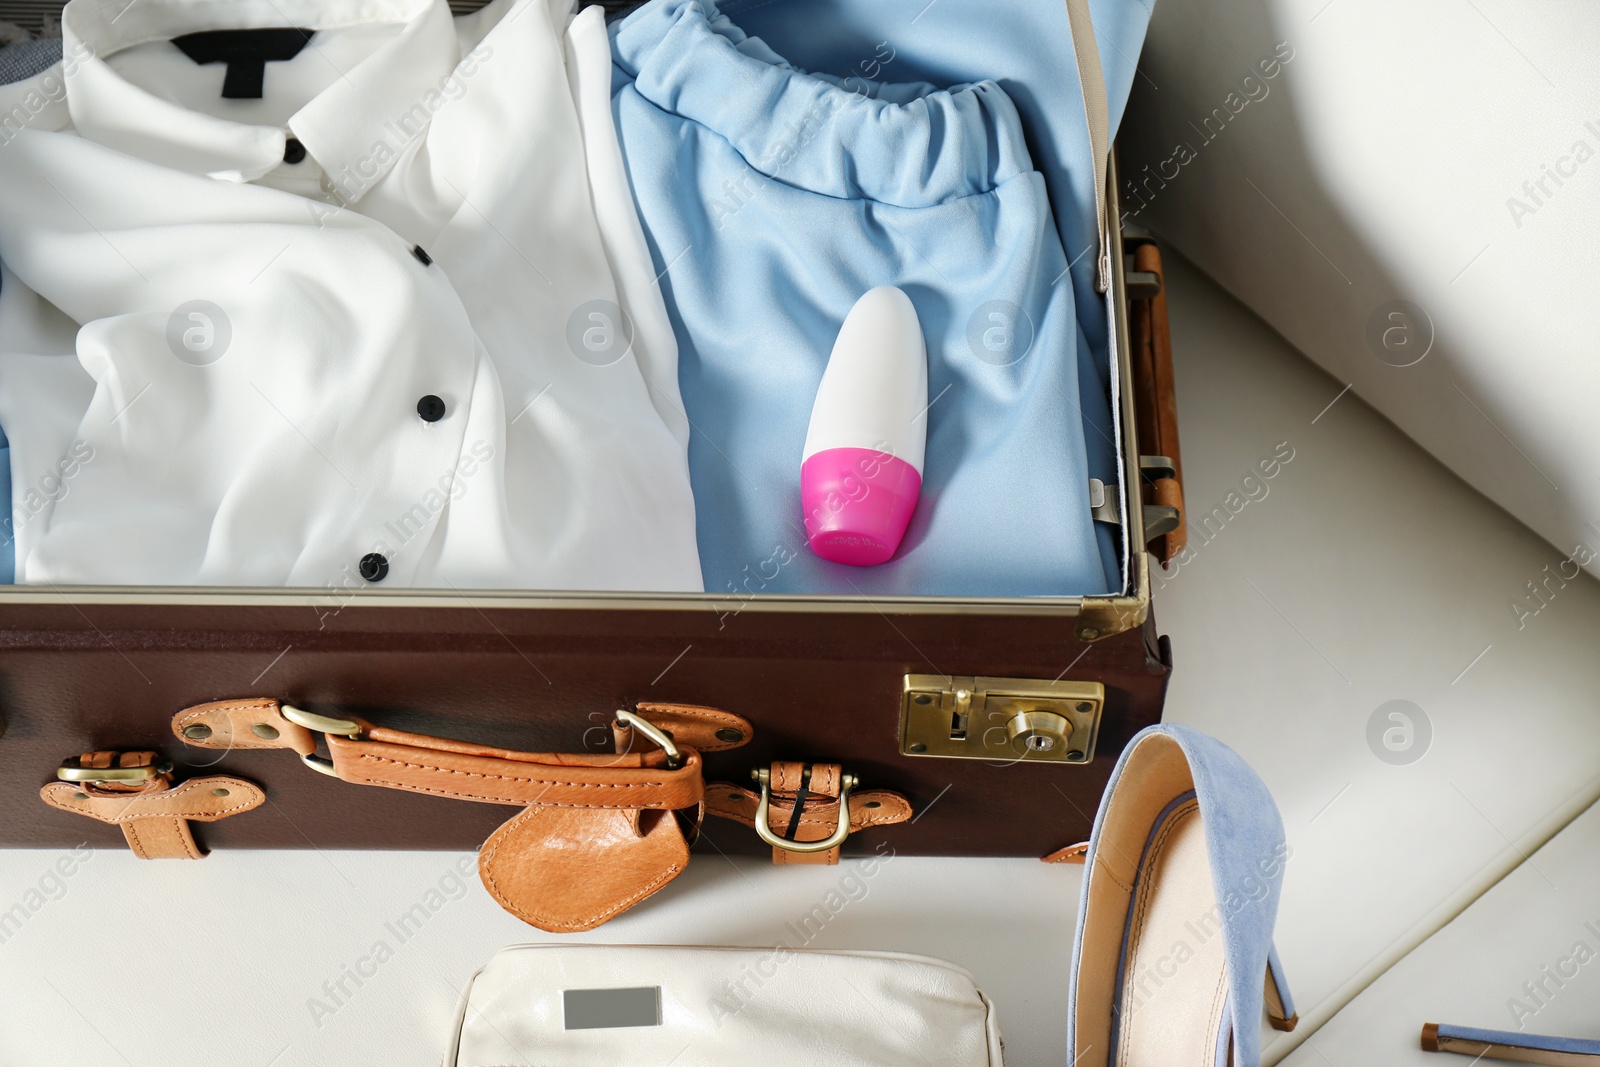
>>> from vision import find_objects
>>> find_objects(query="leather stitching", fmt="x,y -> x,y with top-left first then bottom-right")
705,791 -> 911,831
43,782 -> 265,822
636,704 -> 752,752
124,820 -> 150,859
1118,797 -> 1199,1058
715,806 -> 910,830
1205,955 -> 1229,1064
350,753 -> 698,807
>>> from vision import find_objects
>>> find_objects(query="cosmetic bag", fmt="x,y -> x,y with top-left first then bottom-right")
446,943 -> 1006,1067
0,0 -> 1187,928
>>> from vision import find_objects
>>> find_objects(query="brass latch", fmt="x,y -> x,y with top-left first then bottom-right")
900,676 -> 1104,764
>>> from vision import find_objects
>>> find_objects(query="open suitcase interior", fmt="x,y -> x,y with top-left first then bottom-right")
0,0 -> 1183,864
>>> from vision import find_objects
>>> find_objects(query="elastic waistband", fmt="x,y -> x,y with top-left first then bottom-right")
610,0 -> 1034,207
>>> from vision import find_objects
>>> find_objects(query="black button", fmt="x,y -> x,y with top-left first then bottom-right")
283,137 -> 306,164
411,245 -> 433,266
416,395 -> 446,422
358,553 -> 389,583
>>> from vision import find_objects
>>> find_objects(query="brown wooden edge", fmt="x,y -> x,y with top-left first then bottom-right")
1125,227 -> 1185,566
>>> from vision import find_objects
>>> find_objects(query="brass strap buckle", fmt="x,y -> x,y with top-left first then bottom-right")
56,753 -> 171,784
281,704 -> 363,777
615,708 -> 682,770
750,766 -> 857,855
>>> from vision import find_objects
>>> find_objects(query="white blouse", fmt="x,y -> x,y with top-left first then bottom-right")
0,0 -> 701,591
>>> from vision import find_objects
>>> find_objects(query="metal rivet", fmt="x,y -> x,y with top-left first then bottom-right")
913,694 -> 932,705
1067,750 -> 1084,761
728,793 -> 743,802
908,742 -> 927,753
73,791 -> 87,800
1076,701 -> 1094,713
252,723 -> 280,740
714,728 -> 743,744
182,723 -> 213,741
1081,628 -> 1100,640
863,800 -> 881,809
211,787 -> 230,797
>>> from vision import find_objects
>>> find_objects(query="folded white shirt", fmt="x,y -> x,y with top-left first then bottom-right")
0,0 -> 702,591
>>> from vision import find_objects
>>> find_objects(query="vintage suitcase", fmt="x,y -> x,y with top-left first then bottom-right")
0,0 -> 1184,872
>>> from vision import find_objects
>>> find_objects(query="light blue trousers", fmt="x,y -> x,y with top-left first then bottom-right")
612,0 -> 1115,596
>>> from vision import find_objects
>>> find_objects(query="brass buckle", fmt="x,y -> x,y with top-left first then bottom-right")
281,705 -> 362,778
615,709 -> 683,770
56,754 -> 171,784
750,767 -> 857,855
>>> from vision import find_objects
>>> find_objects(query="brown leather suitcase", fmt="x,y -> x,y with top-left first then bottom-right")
0,10 -> 1183,873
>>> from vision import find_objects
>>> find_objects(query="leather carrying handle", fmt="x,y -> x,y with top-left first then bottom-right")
172,698 -> 750,810
323,725 -> 704,809
171,697 -> 753,932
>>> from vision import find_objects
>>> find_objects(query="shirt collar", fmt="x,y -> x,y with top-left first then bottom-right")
63,0 -> 459,194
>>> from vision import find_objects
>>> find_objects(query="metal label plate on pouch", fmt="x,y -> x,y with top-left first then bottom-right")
562,987 -> 663,1031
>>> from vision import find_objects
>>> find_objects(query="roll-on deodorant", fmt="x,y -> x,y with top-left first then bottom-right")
801,286 -> 928,566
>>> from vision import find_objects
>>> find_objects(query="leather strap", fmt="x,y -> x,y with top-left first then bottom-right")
40,751 -> 264,859
1043,841 -> 1091,864
170,698 -> 752,931
707,762 -> 913,866
173,698 -> 317,757
611,703 -> 752,753
323,726 -> 704,809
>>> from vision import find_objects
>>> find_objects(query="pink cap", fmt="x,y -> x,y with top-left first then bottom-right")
801,447 -> 922,566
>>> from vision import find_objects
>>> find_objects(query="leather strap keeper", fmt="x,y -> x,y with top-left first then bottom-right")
40,750 -> 263,859
707,761 -> 912,866
171,698 -> 753,932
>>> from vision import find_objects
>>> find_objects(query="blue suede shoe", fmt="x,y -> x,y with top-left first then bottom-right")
1423,1023 -> 1600,1064
1067,725 -> 1297,1067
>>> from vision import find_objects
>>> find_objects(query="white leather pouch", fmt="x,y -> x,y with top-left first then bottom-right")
446,943 -> 1004,1066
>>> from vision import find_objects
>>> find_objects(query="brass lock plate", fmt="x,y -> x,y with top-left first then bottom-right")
900,675 -> 1104,764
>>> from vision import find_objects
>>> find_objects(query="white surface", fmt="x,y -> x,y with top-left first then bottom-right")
4,255 -> 1600,1065
1119,0 -> 1600,584
1155,252 -> 1600,1062
1280,795 -> 1600,1067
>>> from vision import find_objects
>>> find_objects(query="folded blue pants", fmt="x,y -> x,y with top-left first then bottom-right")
612,0 -> 1114,596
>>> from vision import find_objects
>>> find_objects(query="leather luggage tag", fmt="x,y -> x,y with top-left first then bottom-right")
172,698 -> 753,932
